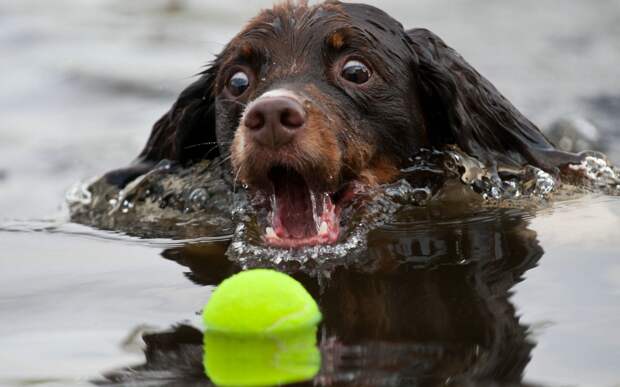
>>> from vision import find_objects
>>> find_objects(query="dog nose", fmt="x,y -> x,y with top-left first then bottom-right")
244,96 -> 306,148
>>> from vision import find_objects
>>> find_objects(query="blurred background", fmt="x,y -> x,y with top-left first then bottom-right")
1,0 -> 619,220
1,2 -> 620,386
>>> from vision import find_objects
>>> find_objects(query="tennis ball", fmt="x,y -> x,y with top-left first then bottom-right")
203,327 -> 320,386
203,269 -> 321,335
202,269 -> 322,386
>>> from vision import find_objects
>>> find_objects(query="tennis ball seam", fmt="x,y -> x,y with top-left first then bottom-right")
266,303 -> 322,333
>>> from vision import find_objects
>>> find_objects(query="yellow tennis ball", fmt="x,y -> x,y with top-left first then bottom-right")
203,327 -> 320,386
202,269 -> 322,386
203,269 -> 321,335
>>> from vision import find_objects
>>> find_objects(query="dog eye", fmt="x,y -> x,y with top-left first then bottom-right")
228,71 -> 250,96
341,60 -> 371,84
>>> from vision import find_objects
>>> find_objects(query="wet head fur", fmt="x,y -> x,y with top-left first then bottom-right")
104,1 -> 582,246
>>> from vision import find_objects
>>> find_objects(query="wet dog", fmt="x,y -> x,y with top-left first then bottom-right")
105,1 -> 581,248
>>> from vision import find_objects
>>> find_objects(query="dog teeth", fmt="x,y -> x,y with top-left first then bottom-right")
319,221 -> 328,234
266,227 -> 278,238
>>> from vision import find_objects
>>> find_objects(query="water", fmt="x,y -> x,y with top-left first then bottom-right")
1,1 -> 620,386
3,198 -> 620,386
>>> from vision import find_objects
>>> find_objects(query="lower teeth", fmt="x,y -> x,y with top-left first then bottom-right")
319,221 -> 328,234
265,227 -> 278,239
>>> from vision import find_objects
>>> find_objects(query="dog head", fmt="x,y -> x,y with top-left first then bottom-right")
127,1 -> 580,248
219,2 -> 428,247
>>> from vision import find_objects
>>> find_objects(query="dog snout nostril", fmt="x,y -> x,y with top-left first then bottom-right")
281,107 -> 305,129
244,96 -> 306,148
244,110 -> 265,131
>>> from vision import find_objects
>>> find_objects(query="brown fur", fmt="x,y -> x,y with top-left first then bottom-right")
106,1 -> 581,199
328,31 -> 346,50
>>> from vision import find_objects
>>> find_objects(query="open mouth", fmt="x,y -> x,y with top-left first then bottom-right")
260,166 -> 348,248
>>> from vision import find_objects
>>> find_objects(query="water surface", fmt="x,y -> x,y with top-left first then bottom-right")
1,1 -> 620,386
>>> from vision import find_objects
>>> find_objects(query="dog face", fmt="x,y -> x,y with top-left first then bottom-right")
214,2 -> 427,247
117,1 -> 581,248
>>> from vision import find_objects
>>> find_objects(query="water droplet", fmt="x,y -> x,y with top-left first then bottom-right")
412,187 -> 431,204
121,199 -> 134,213
188,188 -> 208,211
489,186 -> 501,199
534,169 -> 555,196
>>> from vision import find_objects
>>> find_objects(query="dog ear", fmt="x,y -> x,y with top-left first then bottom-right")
138,66 -> 220,164
407,28 -> 581,173
104,65 -> 220,188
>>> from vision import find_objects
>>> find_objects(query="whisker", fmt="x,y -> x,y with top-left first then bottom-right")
211,154 -> 232,169
222,99 -> 249,110
233,163 -> 244,194
203,144 -> 220,159
184,141 -> 231,150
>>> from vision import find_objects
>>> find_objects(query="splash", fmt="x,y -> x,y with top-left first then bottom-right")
67,159 -> 235,239
228,185 -> 399,270
568,154 -> 620,193
67,148 -> 619,264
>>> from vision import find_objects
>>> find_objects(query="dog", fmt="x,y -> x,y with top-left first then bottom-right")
104,1 -> 581,248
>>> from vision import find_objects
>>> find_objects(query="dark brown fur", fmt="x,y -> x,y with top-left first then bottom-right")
105,1 -> 581,191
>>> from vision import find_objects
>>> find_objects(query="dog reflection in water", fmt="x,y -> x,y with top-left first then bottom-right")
101,205 -> 540,386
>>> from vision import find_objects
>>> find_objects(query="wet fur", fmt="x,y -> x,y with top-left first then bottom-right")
105,1 -> 581,189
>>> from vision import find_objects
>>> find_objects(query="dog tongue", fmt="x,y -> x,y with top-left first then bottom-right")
270,169 -> 318,239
